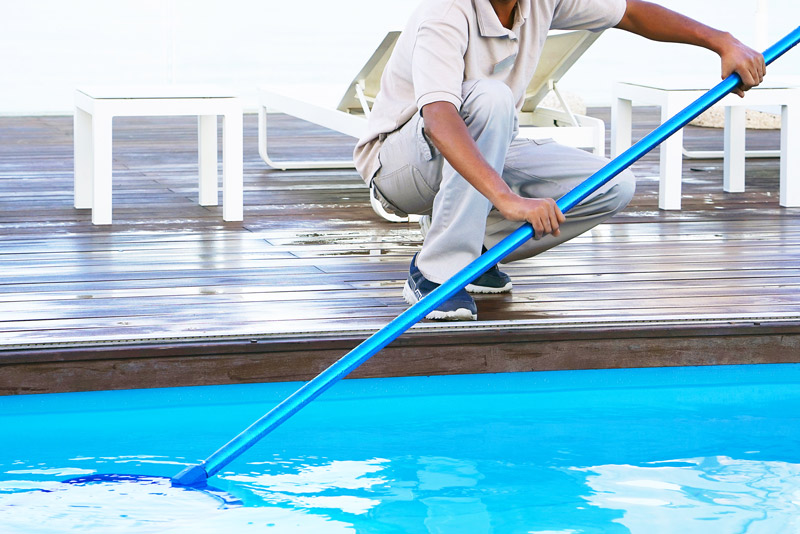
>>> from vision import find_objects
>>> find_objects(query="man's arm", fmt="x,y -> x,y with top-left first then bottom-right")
421,101 -> 565,240
615,0 -> 766,97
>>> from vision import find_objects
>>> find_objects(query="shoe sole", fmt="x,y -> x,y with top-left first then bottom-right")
402,281 -> 477,321
465,282 -> 512,294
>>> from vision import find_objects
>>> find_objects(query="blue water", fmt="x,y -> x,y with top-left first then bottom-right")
1,364 -> 799,533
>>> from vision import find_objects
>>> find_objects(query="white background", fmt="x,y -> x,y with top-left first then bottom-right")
0,0 -> 797,114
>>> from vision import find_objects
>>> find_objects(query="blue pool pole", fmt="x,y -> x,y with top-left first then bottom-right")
172,27 -> 800,488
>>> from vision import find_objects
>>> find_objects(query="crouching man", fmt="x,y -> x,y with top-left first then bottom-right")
354,0 -> 765,320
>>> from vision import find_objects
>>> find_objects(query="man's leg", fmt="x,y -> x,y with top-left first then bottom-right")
485,137 -> 636,262
372,79 -> 517,319
416,80 -> 517,284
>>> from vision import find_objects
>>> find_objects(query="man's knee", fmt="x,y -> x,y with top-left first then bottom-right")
592,168 -> 637,217
461,79 -> 516,127
613,169 -> 637,211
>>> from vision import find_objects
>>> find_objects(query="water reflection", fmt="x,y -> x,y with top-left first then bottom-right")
417,457 -> 490,533
218,456 -> 495,533
4,452 -> 800,533
579,456 -> 800,533
223,459 -> 388,514
215,454 -> 800,533
0,476 -> 357,534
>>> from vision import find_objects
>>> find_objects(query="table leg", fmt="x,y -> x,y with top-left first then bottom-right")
723,106 -> 746,193
222,111 -> 243,221
74,107 -> 93,209
611,96 -> 632,158
198,115 -> 218,206
659,97 -> 683,210
91,113 -> 113,225
780,100 -> 799,207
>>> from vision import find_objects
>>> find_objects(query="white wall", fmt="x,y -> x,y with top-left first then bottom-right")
0,0 -> 797,114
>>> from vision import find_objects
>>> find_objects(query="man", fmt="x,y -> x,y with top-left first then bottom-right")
354,0 -> 765,321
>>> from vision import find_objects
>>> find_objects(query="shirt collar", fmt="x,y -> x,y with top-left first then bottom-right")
475,0 -> 528,38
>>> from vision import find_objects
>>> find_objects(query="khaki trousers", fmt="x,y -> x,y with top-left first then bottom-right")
372,79 -> 636,284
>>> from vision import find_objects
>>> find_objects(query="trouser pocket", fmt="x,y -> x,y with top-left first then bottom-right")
372,164 -> 437,216
372,114 -> 442,216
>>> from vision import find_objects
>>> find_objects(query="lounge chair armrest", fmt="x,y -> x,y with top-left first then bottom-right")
259,88 -> 367,139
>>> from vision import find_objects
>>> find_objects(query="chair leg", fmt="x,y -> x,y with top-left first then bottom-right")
257,104 -> 355,170
368,190 -> 421,223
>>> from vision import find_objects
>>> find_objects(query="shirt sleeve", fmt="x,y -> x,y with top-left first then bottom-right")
551,0 -> 627,32
411,17 -> 469,111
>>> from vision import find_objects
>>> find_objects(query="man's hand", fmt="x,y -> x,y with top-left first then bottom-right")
717,33 -> 766,97
422,101 -> 565,240
494,193 -> 565,240
616,0 -> 766,97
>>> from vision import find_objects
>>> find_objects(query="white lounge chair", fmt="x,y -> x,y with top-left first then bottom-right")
258,29 -> 607,220
258,32 -> 398,171
516,30 -> 605,155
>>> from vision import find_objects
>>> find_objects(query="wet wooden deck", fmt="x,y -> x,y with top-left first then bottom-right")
1,108 -> 799,395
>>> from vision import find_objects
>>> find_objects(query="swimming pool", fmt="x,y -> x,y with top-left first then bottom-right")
1,363 -> 799,533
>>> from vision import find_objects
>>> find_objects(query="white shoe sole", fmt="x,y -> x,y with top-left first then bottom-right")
465,282 -> 512,294
402,281 -> 477,321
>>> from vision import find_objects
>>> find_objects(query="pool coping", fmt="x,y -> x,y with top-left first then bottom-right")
2,313 -> 799,396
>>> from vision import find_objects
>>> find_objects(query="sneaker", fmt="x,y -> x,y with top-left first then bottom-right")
466,263 -> 512,294
466,247 -> 512,294
402,253 -> 477,321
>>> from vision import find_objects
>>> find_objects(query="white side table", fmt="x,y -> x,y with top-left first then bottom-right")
73,85 -> 243,224
611,81 -> 799,210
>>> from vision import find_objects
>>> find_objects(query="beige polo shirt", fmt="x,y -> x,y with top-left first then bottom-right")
353,0 -> 626,183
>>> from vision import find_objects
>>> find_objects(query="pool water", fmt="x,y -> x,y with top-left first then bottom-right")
1,364 -> 799,533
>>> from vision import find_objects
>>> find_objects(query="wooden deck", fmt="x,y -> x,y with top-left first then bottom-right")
1,108 -> 799,395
